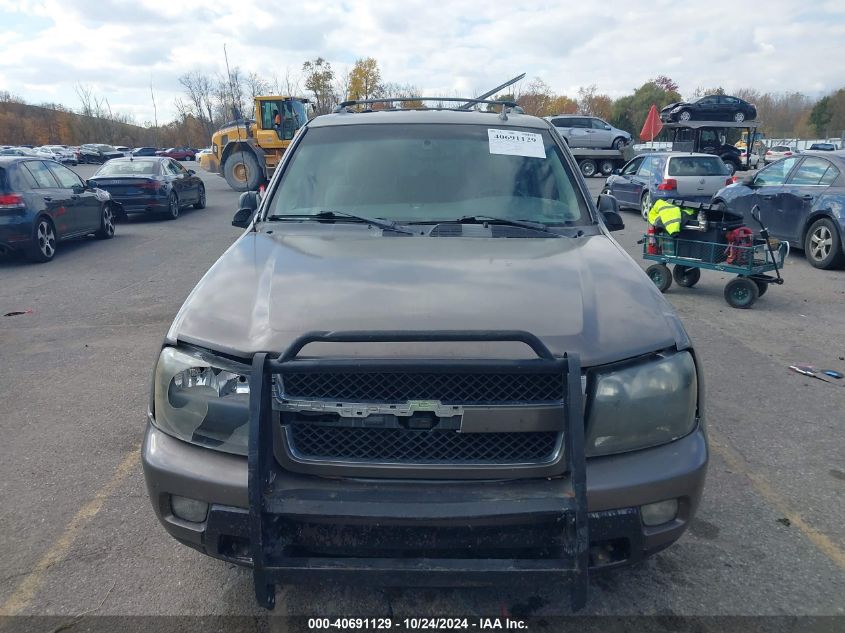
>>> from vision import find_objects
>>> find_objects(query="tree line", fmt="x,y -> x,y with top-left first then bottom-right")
2,59 -> 845,148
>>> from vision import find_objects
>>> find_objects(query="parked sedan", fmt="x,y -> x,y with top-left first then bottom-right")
713,152 -> 845,269
808,143 -> 838,151
764,145 -> 798,165
0,157 -> 115,262
88,157 -> 206,220
660,95 -> 757,123
132,147 -> 159,157
156,147 -> 196,161
603,152 -> 732,220
40,145 -> 78,165
79,144 -> 125,164
0,147 -> 37,157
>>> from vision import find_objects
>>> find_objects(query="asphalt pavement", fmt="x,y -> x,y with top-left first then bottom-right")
0,164 -> 843,625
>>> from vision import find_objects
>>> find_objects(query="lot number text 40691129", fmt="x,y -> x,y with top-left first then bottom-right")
307,617 -> 529,630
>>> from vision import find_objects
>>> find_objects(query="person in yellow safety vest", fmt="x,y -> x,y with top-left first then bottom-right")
647,199 -> 697,235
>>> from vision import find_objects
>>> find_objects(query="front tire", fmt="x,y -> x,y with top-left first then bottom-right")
804,217 -> 844,269
94,204 -> 115,239
722,159 -> 738,176
193,184 -> 206,209
223,150 -> 262,192
678,109 -> 692,122
27,217 -> 57,263
612,137 -> 627,150
734,112 -> 746,122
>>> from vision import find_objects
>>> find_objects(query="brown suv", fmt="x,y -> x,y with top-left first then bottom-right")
142,99 -> 707,610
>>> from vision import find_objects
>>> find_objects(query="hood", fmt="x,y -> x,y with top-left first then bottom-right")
169,228 -> 687,367
661,102 -> 684,111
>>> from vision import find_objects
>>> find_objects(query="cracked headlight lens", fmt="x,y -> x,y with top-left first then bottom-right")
152,346 -> 250,455
586,351 -> 698,457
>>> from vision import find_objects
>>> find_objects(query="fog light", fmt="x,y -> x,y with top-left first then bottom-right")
640,499 -> 678,527
171,495 -> 209,523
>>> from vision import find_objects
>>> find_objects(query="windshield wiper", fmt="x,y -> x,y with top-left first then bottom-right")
451,215 -> 561,236
266,211 -> 413,235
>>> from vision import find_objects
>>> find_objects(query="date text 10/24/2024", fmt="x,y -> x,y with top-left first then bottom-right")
308,617 -> 529,630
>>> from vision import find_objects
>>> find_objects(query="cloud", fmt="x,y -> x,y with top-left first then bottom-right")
0,0 -> 844,125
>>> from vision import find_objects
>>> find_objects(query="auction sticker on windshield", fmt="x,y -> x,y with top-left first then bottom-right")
487,129 -> 546,158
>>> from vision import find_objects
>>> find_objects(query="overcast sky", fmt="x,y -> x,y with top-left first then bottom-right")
1,0 -> 845,124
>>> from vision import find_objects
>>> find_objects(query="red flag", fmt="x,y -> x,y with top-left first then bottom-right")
640,104 -> 663,142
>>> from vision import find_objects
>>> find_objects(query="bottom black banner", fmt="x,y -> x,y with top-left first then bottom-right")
1,616 -> 842,633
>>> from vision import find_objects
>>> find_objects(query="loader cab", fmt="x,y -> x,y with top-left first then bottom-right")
255,97 -> 309,147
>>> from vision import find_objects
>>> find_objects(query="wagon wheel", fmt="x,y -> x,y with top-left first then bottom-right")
673,265 -> 701,288
646,263 -> 672,292
724,277 -> 759,309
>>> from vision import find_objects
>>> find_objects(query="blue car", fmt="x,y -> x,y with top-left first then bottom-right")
0,156 -> 114,263
603,152 -> 733,220
713,152 -> 845,269
88,157 -> 206,220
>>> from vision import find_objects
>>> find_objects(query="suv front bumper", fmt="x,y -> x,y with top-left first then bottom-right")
143,420 -> 707,571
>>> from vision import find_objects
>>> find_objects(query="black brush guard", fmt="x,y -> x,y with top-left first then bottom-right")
247,330 -> 589,611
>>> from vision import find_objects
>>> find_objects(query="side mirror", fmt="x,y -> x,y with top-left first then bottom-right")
597,194 -> 624,232
233,191 -> 261,228
741,174 -> 755,186
239,190 -> 259,210
72,183 -> 84,194
187,169 -> 195,175
85,179 -> 97,189
612,168 -> 622,175
232,207 -> 255,229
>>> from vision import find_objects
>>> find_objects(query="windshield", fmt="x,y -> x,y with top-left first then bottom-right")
95,144 -> 116,152
267,123 -> 589,225
95,160 -> 160,176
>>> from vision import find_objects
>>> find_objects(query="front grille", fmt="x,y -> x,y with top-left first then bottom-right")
286,425 -> 560,465
280,371 -> 564,404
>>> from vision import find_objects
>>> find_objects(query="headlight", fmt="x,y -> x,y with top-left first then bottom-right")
152,347 -> 250,455
586,351 -> 698,457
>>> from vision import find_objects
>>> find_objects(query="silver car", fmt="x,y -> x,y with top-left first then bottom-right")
604,152 -> 733,219
545,115 -> 632,150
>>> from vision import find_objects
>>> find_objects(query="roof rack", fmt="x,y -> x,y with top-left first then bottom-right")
334,97 -> 519,113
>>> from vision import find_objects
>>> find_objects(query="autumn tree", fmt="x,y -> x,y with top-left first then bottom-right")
348,57 -> 384,105
611,81 -> 682,138
651,75 -> 679,93
303,57 -> 337,115
517,78 -> 555,116
549,95 -> 578,115
576,85 -> 613,120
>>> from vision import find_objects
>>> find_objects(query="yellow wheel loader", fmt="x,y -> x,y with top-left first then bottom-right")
198,96 -> 309,192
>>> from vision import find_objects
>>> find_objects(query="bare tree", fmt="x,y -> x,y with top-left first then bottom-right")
245,71 -> 270,99
335,66 -> 352,103
178,71 -> 217,136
